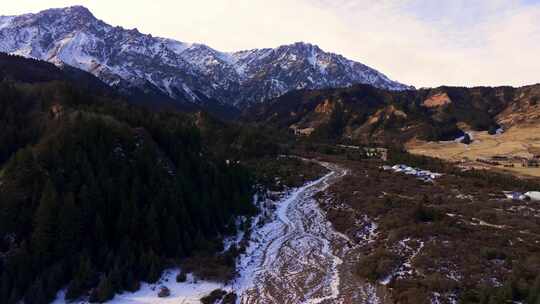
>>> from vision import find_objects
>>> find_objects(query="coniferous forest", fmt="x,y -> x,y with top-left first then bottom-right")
0,54 -> 267,303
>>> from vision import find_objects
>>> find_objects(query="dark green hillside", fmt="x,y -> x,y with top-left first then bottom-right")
0,55 -> 257,303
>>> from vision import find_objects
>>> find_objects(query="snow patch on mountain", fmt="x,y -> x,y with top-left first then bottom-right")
0,6 -> 412,108
0,16 -> 14,30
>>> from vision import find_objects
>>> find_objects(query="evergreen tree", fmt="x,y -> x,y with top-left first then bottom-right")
528,274 -> 540,304
94,215 -> 106,246
164,215 -> 180,257
56,192 -> 81,256
124,270 -> 139,292
95,275 -> 114,302
31,180 -> 59,262
66,254 -> 95,300
1,272 -> 11,302
0,69 -> 258,301
24,277 -> 46,304
144,206 -> 160,251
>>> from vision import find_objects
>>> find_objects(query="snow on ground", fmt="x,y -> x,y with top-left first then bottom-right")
470,218 -> 506,229
231,174 -> 338,299
355,215 -> 379,245
53,161 -> 378,304
231,162 -> 378,303
431,292 -> 458,304
222,215 -> 248,253
503,191 -> 540,201
52,269 -> 224,304
525,191 -> 540,201
381,238 -> 425,285
503,191 -> 528,201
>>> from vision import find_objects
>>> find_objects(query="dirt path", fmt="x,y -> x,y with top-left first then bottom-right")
233,161 -> 381,304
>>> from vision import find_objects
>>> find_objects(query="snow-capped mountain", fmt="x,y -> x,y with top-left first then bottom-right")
0,6 -> 412,108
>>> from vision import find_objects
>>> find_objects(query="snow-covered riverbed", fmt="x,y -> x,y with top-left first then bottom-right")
233,161 -> 380,304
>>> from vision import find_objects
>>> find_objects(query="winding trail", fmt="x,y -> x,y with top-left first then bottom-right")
233,161 -> 380,304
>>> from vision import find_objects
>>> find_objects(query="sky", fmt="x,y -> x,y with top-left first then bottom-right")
2,0 -> 540,88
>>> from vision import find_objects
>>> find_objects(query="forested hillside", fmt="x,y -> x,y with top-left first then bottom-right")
0,54 -> 263,303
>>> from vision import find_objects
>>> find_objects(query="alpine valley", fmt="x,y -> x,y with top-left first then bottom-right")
1,5 -> 540,304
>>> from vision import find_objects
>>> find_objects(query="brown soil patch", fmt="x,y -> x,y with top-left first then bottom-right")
422,93 -> 452,108
305,153 -> 540,303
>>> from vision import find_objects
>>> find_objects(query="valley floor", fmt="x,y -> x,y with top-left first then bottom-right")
407,125 -> 540,178
53,154 -> 540,304
311,153 -> 540,304
233,160 -> 382,303
52,159 -> 384,304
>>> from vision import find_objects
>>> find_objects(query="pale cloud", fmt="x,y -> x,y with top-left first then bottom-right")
2,0 -> 540,87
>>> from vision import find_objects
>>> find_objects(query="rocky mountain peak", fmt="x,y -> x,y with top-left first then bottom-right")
0,6 -> 412,109
58,5 -> 94,17
36,5 -> 97,26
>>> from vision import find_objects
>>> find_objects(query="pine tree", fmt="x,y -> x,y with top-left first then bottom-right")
182,230 -> 193,256
24,277 -> 46,304
94,215 -> 108,260
8,285 -> 21,304
56,192 -> 81,256
124,270 -> 138,292
78,184 -> 94,238
94,215 -> 106,246
144,206 -> 160,251
147,251 -> 161,283
66,254 -> 95,300
528,274 -> 540,304
31,179 -> 59,262
95,275 -> 114,302
116,199 -> 133,240
164,215 -> 180,257
109,262 -> 123,292
0,272 -> 11,302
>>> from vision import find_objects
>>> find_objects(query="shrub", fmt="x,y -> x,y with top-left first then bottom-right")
488,125 -> 498,135
222,292 -> 238,304
481,247 -> 507,260
157,286 -> 170,298
201,289 -> 227,304
461,133 -> 472,145
176,271 -> 187,283
413,203 -> 443,223
357,249 -> 400,282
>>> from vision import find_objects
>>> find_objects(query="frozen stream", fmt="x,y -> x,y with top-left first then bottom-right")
234,161 -> 380,304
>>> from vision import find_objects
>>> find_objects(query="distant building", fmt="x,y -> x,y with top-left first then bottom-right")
364,147 -> 388,161
290,125 -> 315,136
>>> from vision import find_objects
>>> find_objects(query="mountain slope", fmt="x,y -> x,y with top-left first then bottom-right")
0,53 -> 261,304
244,83 -> 540,145
0,6 -> 411,109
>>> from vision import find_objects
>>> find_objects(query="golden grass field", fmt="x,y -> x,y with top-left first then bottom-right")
406,125 -> 540,178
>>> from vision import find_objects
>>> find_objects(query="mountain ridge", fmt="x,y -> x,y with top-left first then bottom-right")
245,82 -> 540,145
0,6 -> 412,109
